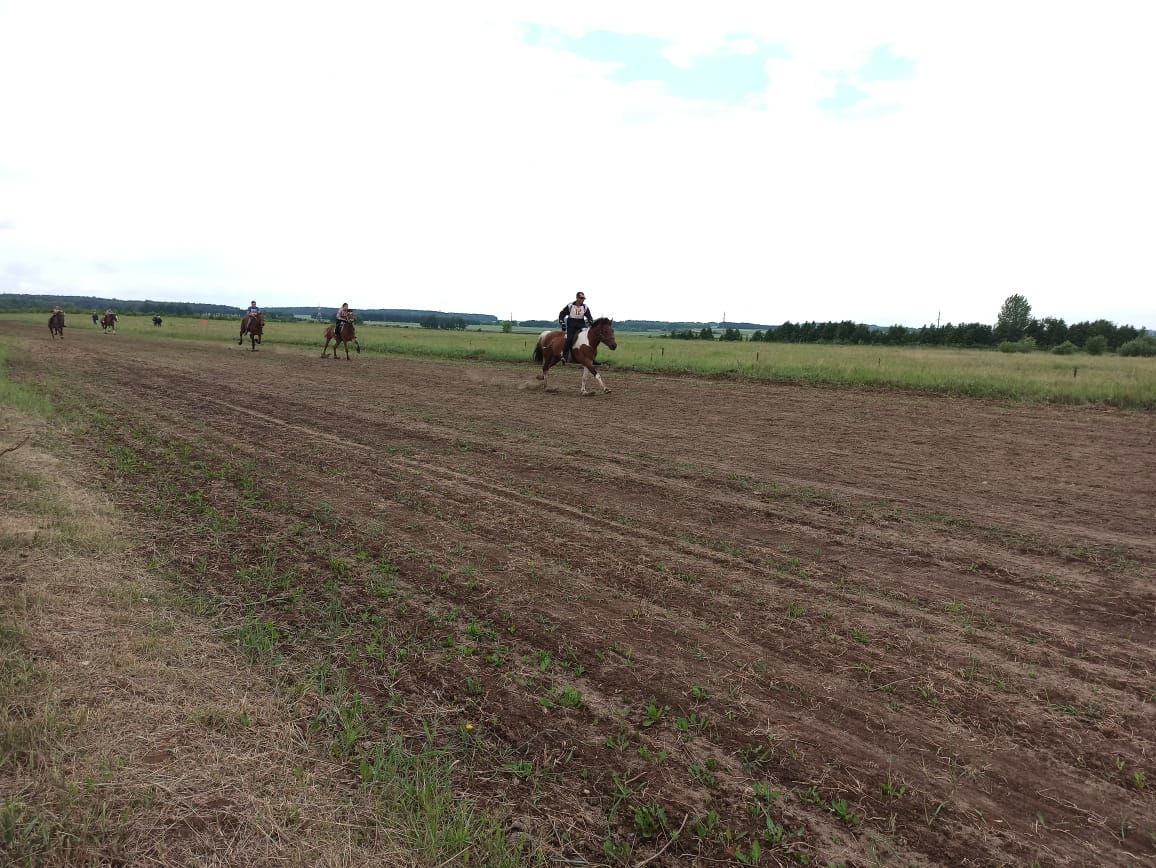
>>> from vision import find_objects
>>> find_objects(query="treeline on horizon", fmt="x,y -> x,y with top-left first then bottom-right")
0,295 -> 499,326
693,318 -> 1149,350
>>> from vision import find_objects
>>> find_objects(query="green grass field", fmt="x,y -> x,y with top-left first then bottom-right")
5,311 -> 1154,407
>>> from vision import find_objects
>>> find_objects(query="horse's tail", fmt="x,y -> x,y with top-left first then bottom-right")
533,339 -> 544,363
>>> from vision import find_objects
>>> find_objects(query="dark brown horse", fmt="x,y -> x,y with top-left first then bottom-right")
48,311 -> 65,339
239,312 -> 264,351
533,317 -> 617,394
101,312 -> 118,333
322,322 -> 360,360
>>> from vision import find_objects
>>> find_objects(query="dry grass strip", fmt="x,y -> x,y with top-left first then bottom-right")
0,413 -> 407,866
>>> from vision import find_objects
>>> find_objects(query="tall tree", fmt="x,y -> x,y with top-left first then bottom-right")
995,294 -> 1032,341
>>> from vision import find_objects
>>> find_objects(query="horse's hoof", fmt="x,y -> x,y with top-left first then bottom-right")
535,374 -> 545,381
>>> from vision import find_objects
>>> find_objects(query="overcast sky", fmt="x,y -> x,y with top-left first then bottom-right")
1,1 -> 1153,326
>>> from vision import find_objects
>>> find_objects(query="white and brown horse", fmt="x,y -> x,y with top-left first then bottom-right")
534,317 -> 617,394
101,312 -> 118,333
239,312 -> 264,351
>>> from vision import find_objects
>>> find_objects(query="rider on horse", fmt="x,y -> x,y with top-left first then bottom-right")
558,291 -> 594,364
335,303 -> 355,341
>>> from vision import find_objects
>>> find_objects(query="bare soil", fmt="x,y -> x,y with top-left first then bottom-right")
7,322 -> 1155,866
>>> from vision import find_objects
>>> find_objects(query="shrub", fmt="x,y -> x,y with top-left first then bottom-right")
1051,341 -> 1077,355
1084,335 -> 1108,355
998,338 -> 1035,354
1118,335 -> 1156,357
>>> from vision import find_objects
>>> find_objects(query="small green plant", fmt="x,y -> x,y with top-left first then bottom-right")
735,837 -> 762,865
602,836 -> 633,861
235,617 -> 281,662
1133,770 -> 1147,789
556,686 -> 583,708
637,745 -> 668,765
881,770 -> 907,799
640,697 -> 667,728
604,731 -> 630,751
466,621 -> 496,641
828,799 -> 861,827
688,759 -> 719,787
690,685 -> 710,701
632,803 -> 668,839
504,759 -> 534,779
749,781 -> 786,845
609,772 -> 639,823
786,602 -> 806,620
740,740 -> 776,769
693,810 -> 720,840
674,712 -> 709,737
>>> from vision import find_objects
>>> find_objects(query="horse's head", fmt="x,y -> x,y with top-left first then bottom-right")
591,317 -> 617,350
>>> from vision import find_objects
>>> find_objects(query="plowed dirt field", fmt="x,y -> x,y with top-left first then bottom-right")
10,322 -> 1155,866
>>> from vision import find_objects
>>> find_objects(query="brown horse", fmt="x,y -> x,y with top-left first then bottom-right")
48,311 -> 65,339
239,312 -> 264,351
322,322 -> 360,360
533,317 -> 617,394
101,312 -> 118,333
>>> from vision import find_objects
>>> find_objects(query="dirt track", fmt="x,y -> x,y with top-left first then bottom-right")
12,323 -> 1156,865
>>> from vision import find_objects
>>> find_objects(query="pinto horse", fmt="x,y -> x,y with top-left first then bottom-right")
533,317 -> 617,394
322,322 -> 360,360
239,312 -> 264,351
152,316 -> 163,327
48,311 -> 65,339
101,313 -> 118,333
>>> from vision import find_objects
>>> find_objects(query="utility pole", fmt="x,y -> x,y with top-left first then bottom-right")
937,311 -> 941,328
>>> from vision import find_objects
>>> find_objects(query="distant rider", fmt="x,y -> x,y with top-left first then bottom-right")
335,303 -> 355,340
558,291 -> 594,364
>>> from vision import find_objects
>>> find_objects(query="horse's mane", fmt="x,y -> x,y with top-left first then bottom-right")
591,317 -> 613,328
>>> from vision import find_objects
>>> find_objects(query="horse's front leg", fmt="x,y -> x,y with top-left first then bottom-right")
580,367 -> 590,395
594,368 -> 610,393
343,342 -> 350,361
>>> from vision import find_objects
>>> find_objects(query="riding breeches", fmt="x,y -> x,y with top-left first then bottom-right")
563,321 -> 584,357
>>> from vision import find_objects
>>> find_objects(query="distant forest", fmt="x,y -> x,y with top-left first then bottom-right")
0,295 -> 498,326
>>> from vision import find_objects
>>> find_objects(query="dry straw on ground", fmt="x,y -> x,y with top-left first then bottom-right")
0,413 -> 399,866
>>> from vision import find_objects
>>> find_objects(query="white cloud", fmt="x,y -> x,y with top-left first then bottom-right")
0,0 -> 1153,327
